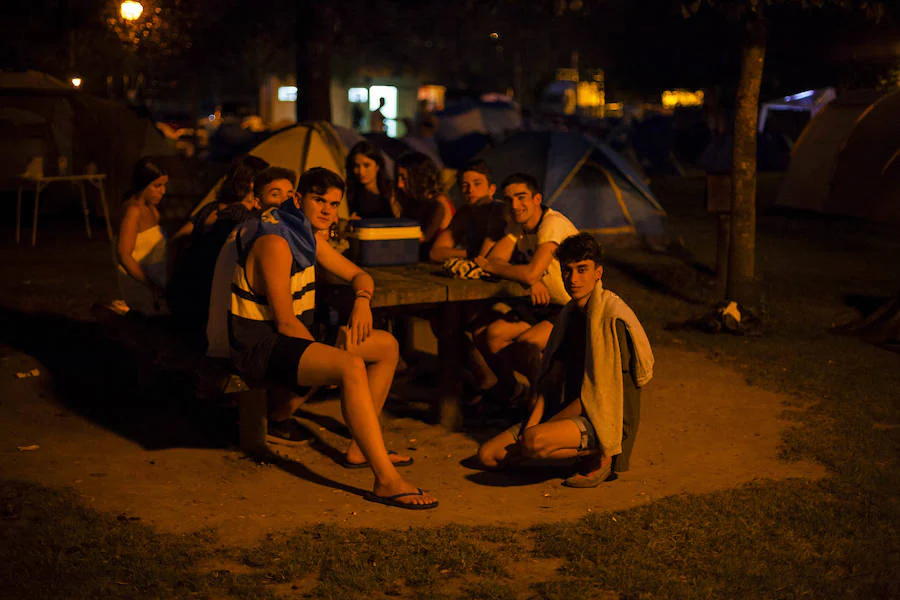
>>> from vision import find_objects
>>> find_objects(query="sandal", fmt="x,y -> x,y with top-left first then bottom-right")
363,488 -> 438,510
267,418 -> 312,444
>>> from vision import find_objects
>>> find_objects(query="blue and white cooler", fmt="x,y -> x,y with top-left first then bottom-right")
349,218 -> 422,266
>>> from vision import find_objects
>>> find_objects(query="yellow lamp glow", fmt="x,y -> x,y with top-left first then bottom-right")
120,0 -> 143,21
71,77 -> 82,88
662,89 -> 705,108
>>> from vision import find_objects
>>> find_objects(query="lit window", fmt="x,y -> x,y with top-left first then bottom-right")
278,86 -> 298,102
348,87 -> 368,103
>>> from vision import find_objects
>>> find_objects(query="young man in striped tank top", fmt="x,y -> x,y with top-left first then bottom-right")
229,167 -> 437,510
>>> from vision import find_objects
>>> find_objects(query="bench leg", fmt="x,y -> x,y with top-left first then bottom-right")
238,388 -> 268,455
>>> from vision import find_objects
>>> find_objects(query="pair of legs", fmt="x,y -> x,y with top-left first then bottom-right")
268,328 -> 412,466
273,329 -> 435,507
477,410 -> 611,477
472,316 -> 554,397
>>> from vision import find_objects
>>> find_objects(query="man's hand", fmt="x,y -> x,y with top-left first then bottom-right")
529,281 -> 550,306
473,255 -> 489,271
347,297 -> 373,345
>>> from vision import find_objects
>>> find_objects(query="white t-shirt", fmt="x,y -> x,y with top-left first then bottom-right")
506,207 -> 579,305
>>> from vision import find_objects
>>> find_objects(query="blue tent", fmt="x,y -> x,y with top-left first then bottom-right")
479,131 -> 667,237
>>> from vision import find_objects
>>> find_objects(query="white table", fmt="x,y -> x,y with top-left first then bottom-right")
16,173 -> 113,246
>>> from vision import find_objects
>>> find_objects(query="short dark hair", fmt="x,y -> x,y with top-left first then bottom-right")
556,232 -> 603,266
254,166 -> 297,198
217,155 -> 269,205
297,167 -> 345,196
500,172 -> 541,195
457,159 -> 494,189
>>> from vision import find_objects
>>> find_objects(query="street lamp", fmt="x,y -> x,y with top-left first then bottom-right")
120,0 -> 143,21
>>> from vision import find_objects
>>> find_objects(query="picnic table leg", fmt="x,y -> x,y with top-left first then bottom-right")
239,388 -> 268,455
438,302 -> 464,430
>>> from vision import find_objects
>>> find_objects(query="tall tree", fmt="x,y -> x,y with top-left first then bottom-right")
295,0 -> 335,122
683,0 -> 888,307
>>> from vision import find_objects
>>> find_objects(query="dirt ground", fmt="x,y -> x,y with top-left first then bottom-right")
0,336 -> 825,546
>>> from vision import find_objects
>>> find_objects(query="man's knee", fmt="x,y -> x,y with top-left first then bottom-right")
485,319 -> 526,353
370,329 -> 400,360
520,428 -> 553,459
338,354 -> 368,385
515,322 -> 552,351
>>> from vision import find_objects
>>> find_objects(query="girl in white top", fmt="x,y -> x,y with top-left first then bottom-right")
116,157 -> 169,315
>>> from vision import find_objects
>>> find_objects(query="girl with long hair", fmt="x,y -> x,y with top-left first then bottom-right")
116,157 -> 169,315
394,151 -> 454,247
345,141 -> 397,219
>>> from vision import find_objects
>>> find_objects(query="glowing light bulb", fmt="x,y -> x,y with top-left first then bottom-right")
120,1 -> 143,21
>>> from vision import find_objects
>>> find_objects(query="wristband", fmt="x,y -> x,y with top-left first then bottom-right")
355,290 -> 373,300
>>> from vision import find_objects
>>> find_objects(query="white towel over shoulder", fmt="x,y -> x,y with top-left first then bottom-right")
542,281 -> 654,457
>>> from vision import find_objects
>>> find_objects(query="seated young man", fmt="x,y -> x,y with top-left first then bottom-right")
228,167 -> 437,509
429,160 -> 507,263
254,166 -> 298,210
477,233 -> 654,487
206,166 -> 299,363
471,173 -> 579,403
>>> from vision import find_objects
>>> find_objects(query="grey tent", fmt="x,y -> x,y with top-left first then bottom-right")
776,89 -> 899,223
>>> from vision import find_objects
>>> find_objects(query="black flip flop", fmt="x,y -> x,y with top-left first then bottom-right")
339,450 -> 414,469
267,418 -> 312,444
363,488 -> 438,510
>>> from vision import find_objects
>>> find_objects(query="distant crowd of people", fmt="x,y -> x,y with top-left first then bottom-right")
115,146 -> 653,510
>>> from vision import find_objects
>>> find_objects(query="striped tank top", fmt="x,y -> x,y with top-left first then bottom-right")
228,202 -> 317,379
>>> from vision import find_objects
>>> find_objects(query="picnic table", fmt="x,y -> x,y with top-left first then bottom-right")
318,263 -> 530,430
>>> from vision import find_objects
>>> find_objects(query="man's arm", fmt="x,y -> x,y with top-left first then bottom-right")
316,241 -> 374,345
476,240 -> 558,287
251,235 -> 313,340
429,227 -> 466,262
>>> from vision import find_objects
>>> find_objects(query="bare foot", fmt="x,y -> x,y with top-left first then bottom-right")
370,479 -> 438,509
344,447 -> 413,467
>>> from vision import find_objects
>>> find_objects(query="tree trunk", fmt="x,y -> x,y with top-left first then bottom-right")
295,1 -> 334,122
727,17 -> 767,305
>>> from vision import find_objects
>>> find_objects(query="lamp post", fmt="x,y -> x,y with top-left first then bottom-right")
118,1 -> 144,101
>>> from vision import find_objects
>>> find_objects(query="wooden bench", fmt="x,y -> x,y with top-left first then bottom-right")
91,302 -> 271,457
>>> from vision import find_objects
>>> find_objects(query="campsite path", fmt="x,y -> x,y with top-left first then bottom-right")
0,342 -> 826,546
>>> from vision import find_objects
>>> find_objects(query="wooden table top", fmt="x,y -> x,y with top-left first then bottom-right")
320,262 -> 529,309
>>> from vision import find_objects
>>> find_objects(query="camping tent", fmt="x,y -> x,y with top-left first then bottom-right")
478,131 -> 667,238
776,89 -> 899,223
0,70 -> 178,217
758,88 -> 835,134
194,121 -> 373,219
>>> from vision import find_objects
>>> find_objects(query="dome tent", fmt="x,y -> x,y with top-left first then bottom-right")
479,131 -> 667,239
776,89 -> 900,224
194,121 -> 378,219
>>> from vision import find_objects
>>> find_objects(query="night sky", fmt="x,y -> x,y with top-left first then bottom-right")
2,0 -> 898,108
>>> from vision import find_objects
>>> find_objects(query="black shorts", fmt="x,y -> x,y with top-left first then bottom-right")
504,302 -> 563,326
265,335 -> 315,396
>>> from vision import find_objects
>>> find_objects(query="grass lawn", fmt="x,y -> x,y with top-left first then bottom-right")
2,174 -> 899,599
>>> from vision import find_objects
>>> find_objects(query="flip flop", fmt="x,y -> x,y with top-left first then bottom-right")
267,418 -> 313,444
363,488 -> 438,510
339,450 -> 414,469
561,464 -> 617,488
